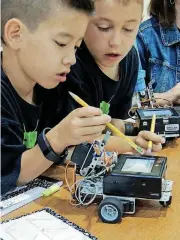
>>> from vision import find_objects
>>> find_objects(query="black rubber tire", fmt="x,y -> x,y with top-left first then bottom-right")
98,197 -> 124,224
159,196 -> 172,207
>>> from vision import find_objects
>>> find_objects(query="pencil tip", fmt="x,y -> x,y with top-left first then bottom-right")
69,91 -> 74,97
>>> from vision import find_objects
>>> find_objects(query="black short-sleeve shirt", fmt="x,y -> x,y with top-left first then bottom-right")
66,41 -> 139,119
1,69 -> 68,195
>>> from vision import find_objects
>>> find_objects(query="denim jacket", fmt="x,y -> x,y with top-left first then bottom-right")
134,41 -> 146,93
137,16 -> 180,93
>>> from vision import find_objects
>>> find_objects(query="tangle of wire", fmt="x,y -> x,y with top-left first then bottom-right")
64,141 -> 103,206
65,141 -> 118,207
69,168 -> 107,206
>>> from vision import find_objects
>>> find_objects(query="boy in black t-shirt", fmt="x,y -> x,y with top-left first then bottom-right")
1,0 -> 112,195
66,0 -> 165,152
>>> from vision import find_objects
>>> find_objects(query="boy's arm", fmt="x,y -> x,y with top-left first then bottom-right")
1,102 -> 55,192
109,118 -> 125,134
65,130 -> 165,166
1,106 -> 110,194
100,131 -> 165,154
104,117 -> 164,153
1,119 -> 59,189
17,144 -> 57,186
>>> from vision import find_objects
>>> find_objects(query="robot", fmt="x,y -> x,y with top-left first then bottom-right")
132,85 -> 180,138
70,132 -> 173,224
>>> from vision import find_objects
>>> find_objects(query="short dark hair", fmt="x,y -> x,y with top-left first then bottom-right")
149,0 -> 176,27
1,0 -> 95,43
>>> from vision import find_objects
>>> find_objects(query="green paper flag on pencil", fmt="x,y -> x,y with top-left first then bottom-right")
100,101 -> 110,114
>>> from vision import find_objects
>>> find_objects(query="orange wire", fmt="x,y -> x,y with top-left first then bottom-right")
106,155 -> 113,167
65,161 -> 73,194
103,149 -> 107,164
72,164 -> 77,194
140,98 -> 151,103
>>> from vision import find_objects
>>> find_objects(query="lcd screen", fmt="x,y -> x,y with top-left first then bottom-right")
143,109 -> 172,117
121,158 -> 155,173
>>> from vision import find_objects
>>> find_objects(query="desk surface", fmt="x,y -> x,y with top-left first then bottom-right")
2,139 -> 180,240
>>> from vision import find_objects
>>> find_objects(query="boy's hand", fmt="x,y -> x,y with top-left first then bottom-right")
47,107 -> 111,153
134,131 -> 165,152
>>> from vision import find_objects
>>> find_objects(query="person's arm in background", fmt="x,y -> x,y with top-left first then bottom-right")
137,32 -> 180,106
154,83 -> 180,106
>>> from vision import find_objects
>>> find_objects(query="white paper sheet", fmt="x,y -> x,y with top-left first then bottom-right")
1,210 -> 92,240
0,187 -> 46,217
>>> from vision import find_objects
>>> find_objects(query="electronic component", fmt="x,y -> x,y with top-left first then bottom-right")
138,89 -> 152,108
103,154 -> 167,199
71,142 -> 94,170
136,107 -> 180,138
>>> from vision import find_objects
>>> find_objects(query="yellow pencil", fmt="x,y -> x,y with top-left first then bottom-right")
147,114 -> 156,154
69,92 -> 145,155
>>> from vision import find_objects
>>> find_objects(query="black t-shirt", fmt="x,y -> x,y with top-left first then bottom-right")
66,41 -> 139,119
1,69 -> 68,195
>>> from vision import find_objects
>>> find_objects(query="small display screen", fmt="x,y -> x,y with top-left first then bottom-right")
143,109 -> 172,117
121,158 -> 155,173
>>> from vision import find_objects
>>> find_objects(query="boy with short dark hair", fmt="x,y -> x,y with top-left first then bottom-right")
1,0 -> 112,195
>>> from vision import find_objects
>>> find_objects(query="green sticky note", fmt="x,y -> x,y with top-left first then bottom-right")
23,131 -> 37,149
100,101 -> 110,114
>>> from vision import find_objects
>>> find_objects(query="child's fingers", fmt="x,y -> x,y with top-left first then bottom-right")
138,131 -> 165,144
78,125 -> 106,136
85,132 -> 103,142
152,143 -> 162,152
78,114 -> 111,127
73,106 -> 103,117
135,137 -> 148,150
135,136 -> 162,152
77,131 -> 103,144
